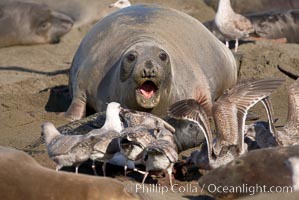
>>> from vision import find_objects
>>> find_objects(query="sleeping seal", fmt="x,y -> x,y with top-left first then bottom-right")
249,9 -> 299,43
204,9 -> 299,43
5,0 -> 124,28
0,146 -> 139,200
0,1 -> 73,48
198,145 -> 299,199
66,4 -> 237,120
204,0 -> 299,14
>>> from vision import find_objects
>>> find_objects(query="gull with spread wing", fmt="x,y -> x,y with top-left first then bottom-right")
168,78 -> 284,169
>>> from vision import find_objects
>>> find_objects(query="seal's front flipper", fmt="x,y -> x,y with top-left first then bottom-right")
65,98 -> 86,121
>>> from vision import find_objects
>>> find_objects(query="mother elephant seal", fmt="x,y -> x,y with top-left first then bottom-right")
0,1 -> 73,48
66,4 -> 237,120
0,146 -> 139,200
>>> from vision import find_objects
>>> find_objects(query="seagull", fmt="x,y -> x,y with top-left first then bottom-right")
42,122 -> 98,173
104,108 -> 175,174
215,0 -> 254,52
244,78 -> 299,147
120,108 -> 175,133
89,129 -> 121,176
128,126 -> 178,186
141,139 -> 178,187
168,78 -> 284,169
119,126 -> 157,175
119,125 -> 176,175
42,102 -> 124,174
271,78 -> 299,146
87,102 -> 125,176
109,0 -> 131,9
97,102 -> 124,133
56,105 -> 175,137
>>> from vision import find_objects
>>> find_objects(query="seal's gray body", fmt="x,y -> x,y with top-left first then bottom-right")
0,146 -> 139,200
68,4 -> 237,119
199,145 -> 299,199
251,10 -> 299,43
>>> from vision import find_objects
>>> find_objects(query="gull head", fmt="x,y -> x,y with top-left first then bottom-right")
109,0 -> 131,9
104,102 -> 123,132
41,122 -> 61,145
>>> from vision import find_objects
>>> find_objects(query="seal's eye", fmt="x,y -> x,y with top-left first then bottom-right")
159,52 -> 168,61
39,21 -> 51,30
126,53 -> 136,62
188,123 -> 193,129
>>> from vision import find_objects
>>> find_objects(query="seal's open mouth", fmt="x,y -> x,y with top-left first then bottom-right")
135,80 -> 160,109
138,81 -> 158,99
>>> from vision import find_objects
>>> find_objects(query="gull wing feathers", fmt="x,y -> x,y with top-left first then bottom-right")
284,78 -> 299,133
167,99 -> 213,157
120,108 -> 175,133
233,14 -> 254,35
214,78 -> 284,154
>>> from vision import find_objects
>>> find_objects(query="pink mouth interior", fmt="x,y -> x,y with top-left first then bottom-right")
138,81 -> 157,99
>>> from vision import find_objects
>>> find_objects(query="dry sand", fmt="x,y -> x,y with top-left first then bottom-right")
0,1 -> 298,199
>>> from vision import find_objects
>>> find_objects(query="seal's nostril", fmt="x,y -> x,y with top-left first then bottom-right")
151,69 -> 155,76
142,69 -> 147,78
142,68 -> 157,78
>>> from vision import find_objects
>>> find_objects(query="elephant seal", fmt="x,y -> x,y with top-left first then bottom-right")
198,145 -> 299,199
66,4 -> 237,120
249,10 -> 299,43
238,191 -> 299,200
205,0 -> 299,14
0,146 -> 140,200
0,1 -> 73,48
204,9 -> 299,43
5,0 -> 123,28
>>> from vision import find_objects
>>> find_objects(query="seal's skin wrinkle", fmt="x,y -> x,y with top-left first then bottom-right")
67,4 -> 237,120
